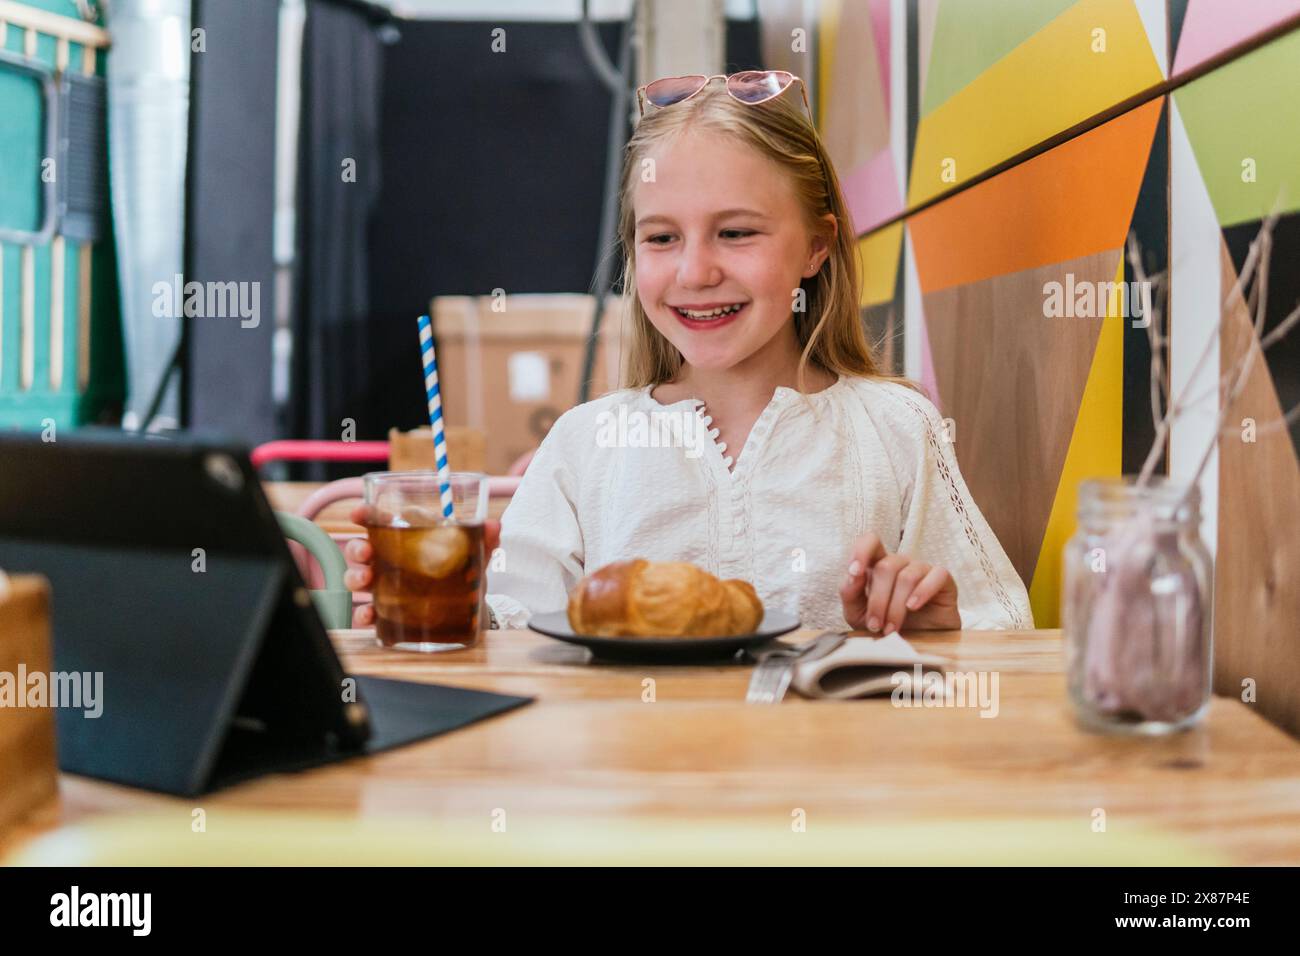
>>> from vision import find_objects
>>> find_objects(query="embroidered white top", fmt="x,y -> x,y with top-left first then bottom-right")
485,374 -> 1034,632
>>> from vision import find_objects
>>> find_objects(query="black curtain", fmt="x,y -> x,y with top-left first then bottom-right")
292,0 -> 385,469
185,0 -> 280,443
361,19 -> 628,444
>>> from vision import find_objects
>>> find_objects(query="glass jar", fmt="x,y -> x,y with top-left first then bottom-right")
1063,476 -> 1214,734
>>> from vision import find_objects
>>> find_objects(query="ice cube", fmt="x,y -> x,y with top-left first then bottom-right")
403,504 -> 445,527
411,525 -> 470,578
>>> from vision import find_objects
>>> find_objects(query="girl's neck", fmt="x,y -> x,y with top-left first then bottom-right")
650,351 -> 837,474
653,345 -> 838,415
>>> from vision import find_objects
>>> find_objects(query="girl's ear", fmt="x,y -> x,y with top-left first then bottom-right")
804,213 -> 839,277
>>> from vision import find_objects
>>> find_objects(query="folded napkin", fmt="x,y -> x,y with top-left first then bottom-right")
790,632 -> 953,700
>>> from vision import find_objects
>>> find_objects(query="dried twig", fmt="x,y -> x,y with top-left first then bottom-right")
1177,296 -> 1300,411
1179,225 -> 1274,498
1131,208 -> 1290,492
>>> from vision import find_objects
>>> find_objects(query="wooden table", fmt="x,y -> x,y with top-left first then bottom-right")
5,626 -> 1300,865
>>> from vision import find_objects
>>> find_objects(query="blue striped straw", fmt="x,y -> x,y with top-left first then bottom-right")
417,315 -> 455,519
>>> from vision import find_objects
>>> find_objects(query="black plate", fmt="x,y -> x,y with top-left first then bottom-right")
527,610 -> 802,663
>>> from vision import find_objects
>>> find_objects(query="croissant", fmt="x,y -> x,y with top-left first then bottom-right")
567,559 -> 764,638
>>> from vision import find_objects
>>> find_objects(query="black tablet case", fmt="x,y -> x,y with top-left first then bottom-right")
0,429 -> 531,796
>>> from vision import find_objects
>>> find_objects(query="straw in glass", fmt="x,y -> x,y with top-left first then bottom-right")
417,314 -> 455,519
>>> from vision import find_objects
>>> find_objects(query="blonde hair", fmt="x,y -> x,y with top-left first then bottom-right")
614,83 -> 914,395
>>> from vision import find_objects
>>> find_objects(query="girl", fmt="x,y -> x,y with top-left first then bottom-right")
346,71 -> 1032,634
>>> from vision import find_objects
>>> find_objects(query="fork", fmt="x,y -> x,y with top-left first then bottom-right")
744,631 -> 847,704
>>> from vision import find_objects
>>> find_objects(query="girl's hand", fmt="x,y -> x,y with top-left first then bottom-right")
838,532 -> 961,633
343,504 -> 501,628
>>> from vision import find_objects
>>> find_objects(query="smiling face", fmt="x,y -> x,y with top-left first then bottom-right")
632,128 -> 834,376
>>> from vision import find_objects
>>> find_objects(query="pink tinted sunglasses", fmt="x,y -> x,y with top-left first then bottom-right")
636,70 -> 813,124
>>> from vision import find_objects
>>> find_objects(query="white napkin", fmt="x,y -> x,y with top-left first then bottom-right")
790,632 -> 953,700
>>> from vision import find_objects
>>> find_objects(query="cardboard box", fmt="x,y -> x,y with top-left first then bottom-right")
431,294 -> 630,475
388,426 -> 487,474
0,575 -> 58,838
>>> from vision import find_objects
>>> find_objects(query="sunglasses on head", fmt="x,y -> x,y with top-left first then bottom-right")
636,70 -> 813,124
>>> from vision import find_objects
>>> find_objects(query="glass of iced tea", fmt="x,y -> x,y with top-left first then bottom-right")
361,471 -> 489,652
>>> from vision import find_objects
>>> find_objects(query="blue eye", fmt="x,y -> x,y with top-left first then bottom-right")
642,230 -> 753,244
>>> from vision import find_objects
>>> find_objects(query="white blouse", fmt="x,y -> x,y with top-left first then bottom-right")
485,374 -> 1034,632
